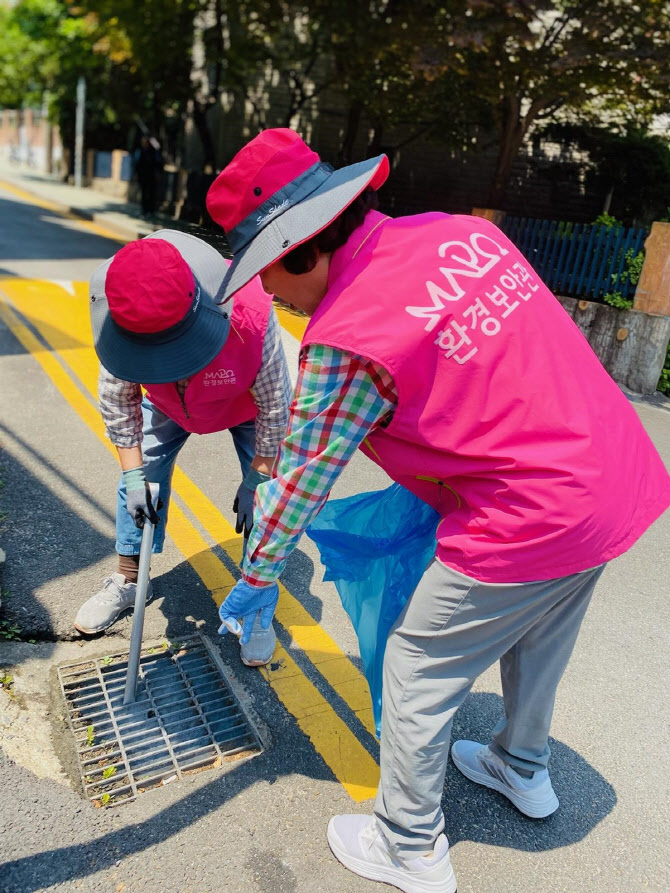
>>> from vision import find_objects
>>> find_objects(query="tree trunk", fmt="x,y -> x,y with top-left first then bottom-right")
192,101 -> 217,173
367,122 -> 384,158
338,100 -> 363,165
558,296 -> 670,395
487,95 -> 544,208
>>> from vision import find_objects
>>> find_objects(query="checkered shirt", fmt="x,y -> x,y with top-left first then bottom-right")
98,307 -> 291,457
242,344 -> 397,587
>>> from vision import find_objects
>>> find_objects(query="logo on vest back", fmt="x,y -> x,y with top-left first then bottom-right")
203,368 -> 236,386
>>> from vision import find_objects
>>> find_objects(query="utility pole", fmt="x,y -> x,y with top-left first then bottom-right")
74,76 -> 86,187
43,96 -> 53,175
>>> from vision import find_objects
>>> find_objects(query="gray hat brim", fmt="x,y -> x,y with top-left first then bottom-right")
219,154 -> 388,303
90,229 -> 232,384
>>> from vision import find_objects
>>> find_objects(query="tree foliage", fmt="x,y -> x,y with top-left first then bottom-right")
1,0 -> 668,204
416,0 -> 670,205
546,123 -> 670,224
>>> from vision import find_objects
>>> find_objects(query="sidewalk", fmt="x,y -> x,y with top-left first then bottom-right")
0,159 -> 165,242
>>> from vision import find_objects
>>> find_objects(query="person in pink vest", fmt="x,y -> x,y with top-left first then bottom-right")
207,130 -> 670,893
74,229 -> 291,668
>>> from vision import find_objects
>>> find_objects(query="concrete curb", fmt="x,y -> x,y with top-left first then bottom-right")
63,206 -> 146,242
0,172 -> 161,243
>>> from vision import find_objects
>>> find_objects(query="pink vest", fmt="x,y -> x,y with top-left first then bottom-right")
303,210 -> 670,583
145,275 -> 271,434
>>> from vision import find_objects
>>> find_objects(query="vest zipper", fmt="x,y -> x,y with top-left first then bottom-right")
363,439 -> 461,510
416,475 -> 461,509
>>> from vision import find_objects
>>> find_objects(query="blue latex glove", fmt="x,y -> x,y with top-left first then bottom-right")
218,579 -> 279,644
233,468 -> 270,538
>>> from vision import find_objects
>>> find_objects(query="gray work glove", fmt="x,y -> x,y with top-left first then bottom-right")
233,468 -> 270,538
123,467 -> 161,529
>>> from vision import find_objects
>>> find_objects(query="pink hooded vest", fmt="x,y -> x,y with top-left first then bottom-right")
145,274 -> 271,435
303,210 -> 670,583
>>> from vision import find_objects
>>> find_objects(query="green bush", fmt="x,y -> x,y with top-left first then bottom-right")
603,247 -> 644,310
593,212 -> 623,229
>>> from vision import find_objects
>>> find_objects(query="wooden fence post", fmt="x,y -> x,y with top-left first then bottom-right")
634,222 -> 670,316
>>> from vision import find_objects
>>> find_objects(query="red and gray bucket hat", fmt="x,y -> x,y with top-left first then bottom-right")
89,229 -> 232,384
206,128 -> 389,303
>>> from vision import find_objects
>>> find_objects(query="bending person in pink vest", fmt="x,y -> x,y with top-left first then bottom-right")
75,229 -> 291,668
207,130 -> 670,893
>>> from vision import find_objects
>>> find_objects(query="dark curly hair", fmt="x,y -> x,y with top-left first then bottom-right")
281,188 -> 379,275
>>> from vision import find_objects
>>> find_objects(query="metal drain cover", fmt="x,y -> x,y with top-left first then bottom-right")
58,633 -> 262,807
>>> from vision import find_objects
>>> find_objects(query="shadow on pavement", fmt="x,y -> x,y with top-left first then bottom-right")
0,195 -> 121,264
0,686 -> 616,892
0,429 -> 115,643
0,296 -> 89,356
444,691 -> 617,848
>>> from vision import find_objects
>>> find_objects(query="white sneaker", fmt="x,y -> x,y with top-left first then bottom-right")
327,815 -> 457,893
74,573 -> 151,634
451,740 -> 559,818
240,611 -> 276,667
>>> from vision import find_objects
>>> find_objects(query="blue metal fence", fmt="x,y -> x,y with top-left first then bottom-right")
93,151 -> 112,178
120,153 -> 133,181
500,217 -> 648,301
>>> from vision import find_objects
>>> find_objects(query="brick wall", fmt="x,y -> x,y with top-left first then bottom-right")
0,108 -> 63,173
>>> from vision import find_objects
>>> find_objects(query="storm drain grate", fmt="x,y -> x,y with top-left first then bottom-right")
58,633 -> 262,807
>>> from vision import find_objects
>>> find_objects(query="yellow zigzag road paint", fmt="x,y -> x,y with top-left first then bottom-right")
0,278 -> 379,800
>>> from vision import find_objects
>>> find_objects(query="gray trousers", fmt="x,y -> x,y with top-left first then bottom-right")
374,558 -> 605,857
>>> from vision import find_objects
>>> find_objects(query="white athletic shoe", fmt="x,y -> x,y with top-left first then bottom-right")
74,573 -> 152,635
327,815 -> 457,893
240,612 -> 276,667
451,740 -> 559,818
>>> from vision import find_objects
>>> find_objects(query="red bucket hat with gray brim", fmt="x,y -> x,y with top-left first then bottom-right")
206,128 -> 389,304
90,230 -> 232,384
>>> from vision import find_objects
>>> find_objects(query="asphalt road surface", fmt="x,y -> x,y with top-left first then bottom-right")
0,179 -> 669,893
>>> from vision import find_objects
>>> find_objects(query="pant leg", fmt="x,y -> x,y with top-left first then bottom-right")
115,399 -> 190,556
374,559 -> 605,858
490,564 -> 605,774
229,419 -> 257,479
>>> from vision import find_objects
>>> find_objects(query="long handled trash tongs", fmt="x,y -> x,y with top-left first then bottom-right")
123,482 -> 160,705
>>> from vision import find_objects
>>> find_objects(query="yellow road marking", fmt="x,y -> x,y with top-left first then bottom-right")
273,304 -> 308,341
0,277 -> 375,733
0,179 -> 311,340
0,178 -> 130,244
0,279 -> 380,798
0,179 -> 66,213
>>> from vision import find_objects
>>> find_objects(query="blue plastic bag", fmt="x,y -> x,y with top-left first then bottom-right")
306,484 -> 439,737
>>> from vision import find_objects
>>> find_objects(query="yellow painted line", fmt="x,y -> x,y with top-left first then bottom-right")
0,280 -> 380,799
0,179 -> 310,343
0,179 -> 64,212
0,178 -> 129,243
172,467 -> 377,735
0,301 -> 111,449
0,276 -> 375,735
273,304 -> 308,341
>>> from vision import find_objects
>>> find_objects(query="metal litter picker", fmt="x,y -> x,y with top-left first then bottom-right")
123,482 -> 160,705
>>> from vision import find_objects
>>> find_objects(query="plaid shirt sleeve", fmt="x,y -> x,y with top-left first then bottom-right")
98,364 -> 143,448
242,343 -> 398,587
249,307 -> 292,457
